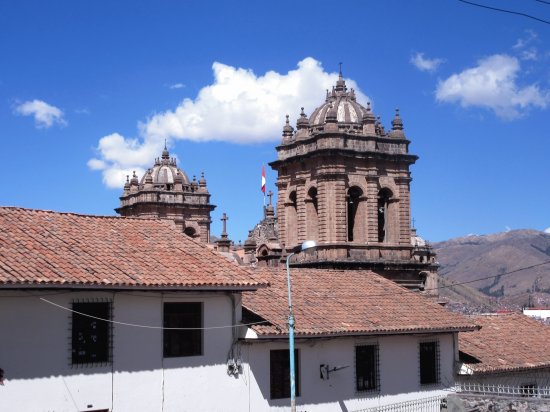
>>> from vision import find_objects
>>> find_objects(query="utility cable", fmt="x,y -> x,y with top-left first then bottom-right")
40,297 -> 270,330
457,0 -> 550,25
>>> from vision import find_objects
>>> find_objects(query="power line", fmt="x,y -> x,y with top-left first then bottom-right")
40,297 -> 270,330
457,0 -> 550,25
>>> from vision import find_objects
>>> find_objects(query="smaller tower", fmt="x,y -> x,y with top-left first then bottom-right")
115,145 -> 215,242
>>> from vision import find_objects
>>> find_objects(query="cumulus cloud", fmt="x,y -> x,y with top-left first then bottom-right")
410,52 -> 445,72
435,54 -> 549,119
544,227 -> 550,234
14,99 -> 66,128
89,57 -> 369,188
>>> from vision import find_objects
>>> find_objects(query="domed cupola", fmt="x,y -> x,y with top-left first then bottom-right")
308,67 -> 368,129
141,143 -> 191,189
116,144 -> 216,243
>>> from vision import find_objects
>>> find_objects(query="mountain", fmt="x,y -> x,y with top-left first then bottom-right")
432,229 -> 550,311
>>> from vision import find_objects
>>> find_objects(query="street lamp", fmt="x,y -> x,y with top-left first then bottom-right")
286,240 -> 317,412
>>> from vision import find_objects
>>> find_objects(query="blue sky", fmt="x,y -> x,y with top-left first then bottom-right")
1,0 -> 549,243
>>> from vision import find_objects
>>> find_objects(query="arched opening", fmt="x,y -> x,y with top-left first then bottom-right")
378,188 -> 392,242
286,191 -> 298,247
347,186 -> 363,242
184,227 -> 196,238
306,187 -> 318,241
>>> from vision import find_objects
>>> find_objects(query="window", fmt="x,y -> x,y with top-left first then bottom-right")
419,341 -> 440,385
163,302 -> 202,357
347,187 -> 363,242
377,189 -> 392,242
355,344 -> 379,392
270,349 -> 300,399
71,302 -> 111,365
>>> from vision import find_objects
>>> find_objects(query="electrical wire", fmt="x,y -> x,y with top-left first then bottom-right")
457,0 -> 550,25
40,297 -> 270,330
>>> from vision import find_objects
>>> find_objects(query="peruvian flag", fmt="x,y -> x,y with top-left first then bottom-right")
261,165 -> 266,194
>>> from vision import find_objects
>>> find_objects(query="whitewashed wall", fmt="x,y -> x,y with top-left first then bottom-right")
0,290 -> 457,412
244,333 -> 456,411
0,290 -> 250,412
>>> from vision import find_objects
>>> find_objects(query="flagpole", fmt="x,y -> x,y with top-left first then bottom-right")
262,163 -> 267,219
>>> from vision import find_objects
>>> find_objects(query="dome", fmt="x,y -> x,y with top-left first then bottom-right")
140,146 -> 190,186
309,74 -> 368,127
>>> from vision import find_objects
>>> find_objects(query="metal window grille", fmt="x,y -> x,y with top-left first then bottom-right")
351,395 -> 445,412
69,298 -> 113,367
163,302 -> 203,358
270,349 -> 300,399
355,344 -> 380,392
419,340 -> 440,385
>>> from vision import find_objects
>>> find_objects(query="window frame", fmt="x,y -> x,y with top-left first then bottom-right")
70,300 -> 113,367
270,349 -> 300,400
419,340 -> 440,386
355,343 -> 380,393
163,302 -> 203,358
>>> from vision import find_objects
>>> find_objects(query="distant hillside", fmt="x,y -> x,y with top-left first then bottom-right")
433,229 -> 550,310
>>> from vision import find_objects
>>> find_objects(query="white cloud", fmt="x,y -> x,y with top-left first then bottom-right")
435,54 -> 549,119
513,30 -> 537,50
90,57 -> 369,188
14,99 -> 67,128
520,48 -> 538,61
544,227 -> 550,234
169,83 -> 185,89
410,52 -> 445,72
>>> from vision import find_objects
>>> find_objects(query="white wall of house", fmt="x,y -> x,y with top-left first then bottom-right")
1,290 -> 457,412
523,308 -> 550,321
244,333 -> 456,411
0,290 -> 250,412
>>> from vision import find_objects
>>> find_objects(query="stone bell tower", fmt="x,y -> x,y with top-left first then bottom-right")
115,145 -> 215,243
250,69 -> 438,293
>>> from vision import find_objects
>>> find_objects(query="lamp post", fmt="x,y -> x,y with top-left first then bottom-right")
286,240 -> 317,412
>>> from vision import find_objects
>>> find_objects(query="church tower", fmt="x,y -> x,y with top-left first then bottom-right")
115,145 -> 215,243
248,69 -> 437,293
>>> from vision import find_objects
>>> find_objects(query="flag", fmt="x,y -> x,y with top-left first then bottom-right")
261,165 -> 266,194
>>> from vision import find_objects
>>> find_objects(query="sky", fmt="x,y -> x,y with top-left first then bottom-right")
1,0 -> 549,244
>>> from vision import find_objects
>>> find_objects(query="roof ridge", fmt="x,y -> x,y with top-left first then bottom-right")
0,206 -> 174,222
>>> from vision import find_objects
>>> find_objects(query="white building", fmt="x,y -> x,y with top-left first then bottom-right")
0,207 -> 477,411
523,308 -> 550,322
242,267 -> 477,411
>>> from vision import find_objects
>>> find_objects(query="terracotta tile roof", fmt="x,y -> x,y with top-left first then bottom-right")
0,207 -> 266,290
242,267 -> 476,338
459,313 -> 550,374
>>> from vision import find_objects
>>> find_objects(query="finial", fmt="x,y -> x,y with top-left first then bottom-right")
126,175 -> 129,183
199,171 -> 207,187
133,171 -> 137,178
367,102 -> 371,111
391,107 -> 404,135
221,213 -> 229,237
164,138 -> 167,150
267,190 -> 273,206
339,62 -> 343,78
300,107 -> 305,116
285,114 -> 290,125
